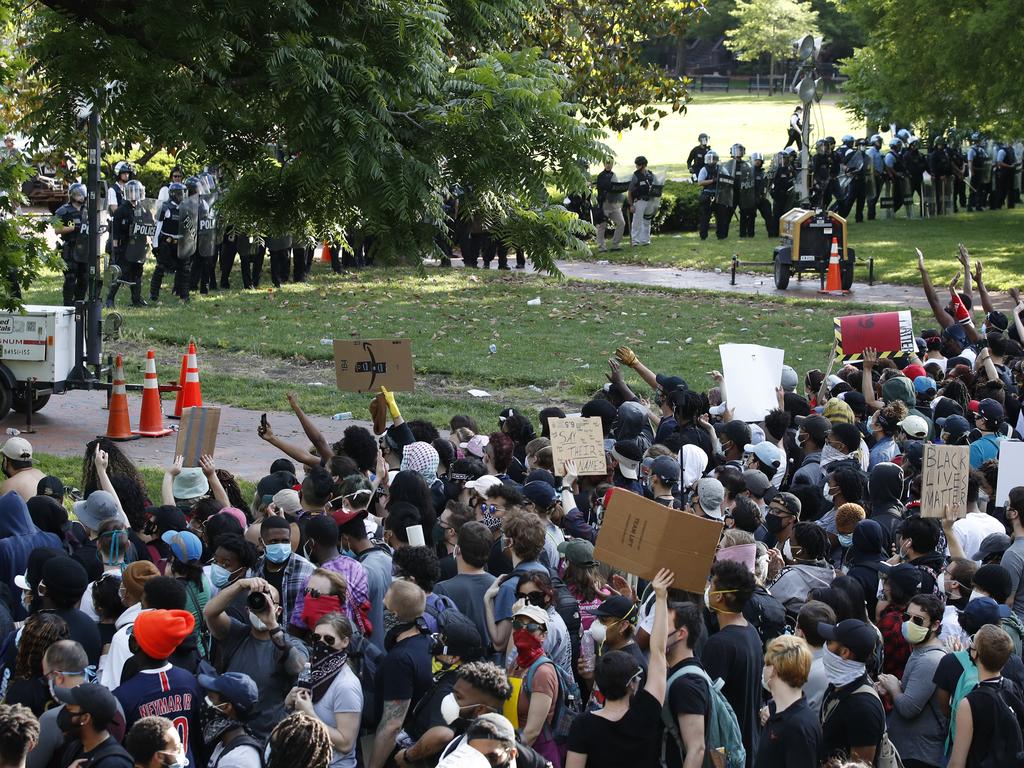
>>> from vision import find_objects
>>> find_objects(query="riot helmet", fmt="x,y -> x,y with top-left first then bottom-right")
698,133 -> 709,146
784,146 -> 797,156
704,151 -> 718,166
114,160 -> 133,179
199,171 -> 217,193
908,136 -> 920,148
751,152 -> 763,164
815,139 -> 827,152
970,131 -> 981,143
184,176 -> 202,195
124,179 -> 145,203
932,135 -> 946,148
168,182 -> 186,204
842,134 -> 854,147
68,183 -> 86,203
870,134 -> 883,147
889,138 -> 902,150
824,136 -> 836,147
897,128 -> 911,142
730,143 -> 745,159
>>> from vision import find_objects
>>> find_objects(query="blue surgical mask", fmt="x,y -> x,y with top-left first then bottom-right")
838,533 -> 854,548
264,542 -> 292,564
210,564 -> 233,588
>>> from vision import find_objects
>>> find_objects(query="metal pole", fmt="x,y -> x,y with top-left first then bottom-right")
85,110 -> 102,374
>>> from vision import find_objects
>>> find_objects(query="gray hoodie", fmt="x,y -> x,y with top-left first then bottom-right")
769,561 -> 835,618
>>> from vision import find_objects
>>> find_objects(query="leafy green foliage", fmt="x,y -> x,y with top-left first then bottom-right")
725,0 -> 819,70
652,181 -> 703,232
0,154 -> 59,310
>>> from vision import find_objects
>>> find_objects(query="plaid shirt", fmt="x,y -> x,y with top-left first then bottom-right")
256,552 -> 315,630
878,603 -> 911,679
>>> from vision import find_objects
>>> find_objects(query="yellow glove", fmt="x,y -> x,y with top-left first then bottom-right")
380,386 -> 401,420
615,346 -> 638,368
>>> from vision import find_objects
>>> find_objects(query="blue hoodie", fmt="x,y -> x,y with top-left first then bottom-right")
0,492 -> 61,620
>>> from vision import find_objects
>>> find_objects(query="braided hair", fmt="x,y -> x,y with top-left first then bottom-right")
13,613 -> 69,680
0,703 -> 39,766
267,714 -> 332,768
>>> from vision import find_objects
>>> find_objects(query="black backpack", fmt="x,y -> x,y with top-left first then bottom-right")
635,171 -> 653,199
212,734 -> 266,768
973,680 -> 1024,768
348,632 -> 385,734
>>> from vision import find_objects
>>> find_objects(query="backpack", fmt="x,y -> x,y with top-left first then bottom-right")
213,734 -> 266,768
424,592 -> 459,624
822,682 -> 904,768
432,608 -> 480,656
524,655 -> 583,743
947,650 -> 979,754
970,680 -> 1024,768
1005,614 -> 1024,657
348,631 -> 385,734
635,171 -> 653,200
661,665 -> 745,768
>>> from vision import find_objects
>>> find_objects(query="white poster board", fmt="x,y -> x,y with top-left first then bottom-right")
995,441 -> 1024,507
719,344 -> 785,422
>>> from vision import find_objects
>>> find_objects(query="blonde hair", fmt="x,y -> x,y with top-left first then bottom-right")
525,437 -> 550,458
386,579 -> 426,622
719,529 -> 755,549
764,634 -> 812,688
835,503 -> 866,534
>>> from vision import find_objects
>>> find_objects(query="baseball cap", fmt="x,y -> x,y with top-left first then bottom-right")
797,415 -> 831,446
650,455 -> 680,483
255,471 -> 299,502
913,376 -> 937,394
610,441 -> 643,480
198,671 -> 259,715
331,505 -> 368,528
696,478 -> 725,520
72,490 -> 128,533
161,530 -> 203,563
460,435 -> 489,459
901,441 -> 925,469
897,415 -> 929,439
521,481 -> 558,511
720,421 -> 752,448
817,619 -> 877,662
467,713 -> 516,747
744,441 -> 781,469
465,474 -> 502,495
878,563 -> 923,596
741,469 -> 772,499
960,596 -> 1010,630
36,476 -> 65,499
557,539 -> 598,568
586,594 -> 637,621
271,488 -> 302,515
780,365 -> 799,392
512,603 -> 549,626
1,437 -> 32,461
973,532 -> 1012,562
978,398 -> 1005,423
903,364 -> 927,381
939,415 -> 971,441
431,617 -> 483,660
770,491 -> 802,518
942,324 -> 968,345
52,683 -> 118,728
655,373 -> 687,394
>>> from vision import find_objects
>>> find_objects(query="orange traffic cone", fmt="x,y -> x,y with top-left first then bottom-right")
179,341 -> 203,410
170,352 -> 188,419
321,241 -> 331,263
134,350 -> 173,437
820,236 -> 847,295
102,355 -> 139,441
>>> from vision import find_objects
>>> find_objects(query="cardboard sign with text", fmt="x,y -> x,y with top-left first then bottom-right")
175,406 -> 221,467
333,339 -> 414,393
995,441 -> 1024,507
549,417 -> 606,476
719,343 -> 785,422
833,310 -> 914,362
594,489 -> 723,592
920,443 -> 970,518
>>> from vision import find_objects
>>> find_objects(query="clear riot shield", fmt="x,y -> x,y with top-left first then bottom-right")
920,172 -> 935,218
197,188 -> 218,259
644,172 -> 667,223
717,160 -> 736,208
125,199 -> 158,262
606,175 -> 629,207
177,195 -> 200,260
864,164 -> 877,203
941,176 -> 954,215
72,215 -> 92,262
880,177 -> 894,219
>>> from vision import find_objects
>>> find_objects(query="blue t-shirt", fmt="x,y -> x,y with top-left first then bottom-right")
970,434 -> 1004,469
114,665 -> 200,767
494,561 -> 547,622
375,633 -> 433,719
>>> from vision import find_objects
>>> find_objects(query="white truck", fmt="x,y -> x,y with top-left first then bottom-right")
0,305 -> 77,419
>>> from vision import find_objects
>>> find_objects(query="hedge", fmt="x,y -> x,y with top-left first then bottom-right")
651,180 -> 701,233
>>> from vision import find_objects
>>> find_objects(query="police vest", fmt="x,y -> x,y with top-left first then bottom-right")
701,165 -> 718,194
161,203 -> 181,237
972,147 -> 989,169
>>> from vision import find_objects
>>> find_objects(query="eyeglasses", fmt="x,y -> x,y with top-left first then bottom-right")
515,592 -> 546,608
901,612 -> 929,627
311,632 -> 337,646
512,619 -> 545,632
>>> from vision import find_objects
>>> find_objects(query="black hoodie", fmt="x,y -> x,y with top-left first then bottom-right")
868,463 -> 905,554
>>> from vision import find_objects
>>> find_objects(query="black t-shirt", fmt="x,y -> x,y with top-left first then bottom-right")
819,675 -> 885,764
964,678 -> 1024,768
566,688 -> 662,768
665,658 -> 711,768
60,735 -> 133,768
677,426 -> 713,465
263,564 -> 285,601
375,633 -> 434,724
54,608 -> 102,667
4,676 -> 50,717
438,553 -> 457,582
486,537 -> 513,578
755,698 -> 822,768
406,669 -> 457,742
702,623 -> 763,762
933,650 -> 1024,694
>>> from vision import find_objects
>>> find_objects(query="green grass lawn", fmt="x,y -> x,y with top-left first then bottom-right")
24,266 -> 938,426
575,206 -> 1024,291
599,94 -> 863,178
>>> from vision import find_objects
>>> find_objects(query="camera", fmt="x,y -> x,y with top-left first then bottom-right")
247,591 -> 269,612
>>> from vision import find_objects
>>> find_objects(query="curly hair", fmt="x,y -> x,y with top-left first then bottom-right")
82,439 -> 145,498
486,432 -> 515,473
215,469 -> 249,510
875,400 -> 909,436
456,661 -> 513,701
939,378 -> 971,415
125,716 -> 173,765
392,546 -> 441,593
501,511 -> 545,562
0,703 -> 40,766
214,533 -> 259,572
107,473 -> 149,532
92,573 -> 124,622
13,613 -> 69,681
334,426 -> 379,473
268,714 -> 332,768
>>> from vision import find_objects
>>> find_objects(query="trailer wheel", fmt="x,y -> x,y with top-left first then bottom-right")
841,260 -> 855,291
12,391 -> 50,414
774,258 -> 791,290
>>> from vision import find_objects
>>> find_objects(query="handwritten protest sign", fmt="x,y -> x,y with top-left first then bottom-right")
549,417 -> 606,476
594,489 -> 722,593
719,344 -> 784,422
919,443 -> 970,518
995,441 -> 1024,507
833,310 -> 914,362
333,339 -> 414,392
175,406 -> 221,467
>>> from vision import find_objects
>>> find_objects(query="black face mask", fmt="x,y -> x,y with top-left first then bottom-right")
201,703 -> 238,745
384,621 -> 420,652
57,708 -> 81,735
764,514 -> 784,536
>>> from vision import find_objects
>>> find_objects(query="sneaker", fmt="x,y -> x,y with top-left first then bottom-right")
515,264 -> 525,269
132,299 -> 148,308
498,264 -> 511,271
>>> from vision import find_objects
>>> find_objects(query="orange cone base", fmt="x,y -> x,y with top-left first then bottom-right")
133,426 -> 174,437
100,431 -> 141,442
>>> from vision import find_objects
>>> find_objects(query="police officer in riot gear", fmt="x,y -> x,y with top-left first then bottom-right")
696,150 -> 718,240
903,137 -> 927,214
107,161 -> 132,213
770,149 -> 796,232
967,133 -> 990,211
836,135 -> 867,222
884,138 -> 909,215
150,181 -> 186,303
927,136 -> 953,215
717,144 -> 754,239
945,131 -> 967,212
627,156 -> 655,246
993,141 -> 1017,209
865,135 -> 884,219
810,139 -> 832,209
686,134 -> 711,177
181,175 -> 211,296
107,179 -> 151,307
595,159 -> 625,251
54,183 -> 89,306
751,153 -> 775,237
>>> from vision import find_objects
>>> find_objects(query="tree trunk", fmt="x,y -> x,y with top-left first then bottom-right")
674,35 -> 686,76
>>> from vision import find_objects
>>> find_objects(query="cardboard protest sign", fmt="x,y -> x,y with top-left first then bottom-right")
594,489 -> 723,593
548,417 -> 606,476
833,310 -> 914,362
995,441 -> 1024,507
333,339 -> 414,393
719,343 -> 785,422
175,406 -> 221,467
919,444 -> 970,518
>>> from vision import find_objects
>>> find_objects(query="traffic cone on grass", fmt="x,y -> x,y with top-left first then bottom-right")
321,241 -> 331,263
180,341 -> 203,410
820,236 -> 847,295
102,355 -> 139,441
134,350 -> 173,437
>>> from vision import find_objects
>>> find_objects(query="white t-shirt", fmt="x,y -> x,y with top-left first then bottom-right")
953,511 -> 1006,563
311,664 -> 363,768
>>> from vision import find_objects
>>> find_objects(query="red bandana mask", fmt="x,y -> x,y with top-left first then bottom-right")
300,594 -> 343,630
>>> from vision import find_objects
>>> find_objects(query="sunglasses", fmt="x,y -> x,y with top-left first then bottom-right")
480,503 -> 497,515
515,592 -> 546,607
304,587 -> 327,599
901,612 -> 929,627
512,619 -> 545,632
311,632 -> 337,646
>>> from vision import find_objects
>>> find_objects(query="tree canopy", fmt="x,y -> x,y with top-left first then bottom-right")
724,0 -> 819,73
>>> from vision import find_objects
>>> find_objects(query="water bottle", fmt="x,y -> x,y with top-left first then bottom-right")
331,412 -> 353,421
297,662 -> 312,690
580,629 -> 596,673
489,344 -> 497,354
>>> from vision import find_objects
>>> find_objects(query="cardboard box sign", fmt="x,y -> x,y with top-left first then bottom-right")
833,310 -> 914,362
333,339 -> 414,393
919,444 -> 970,518
175,406 -> 221,467
548,417 -> 606,476
594,489 -> 723,593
